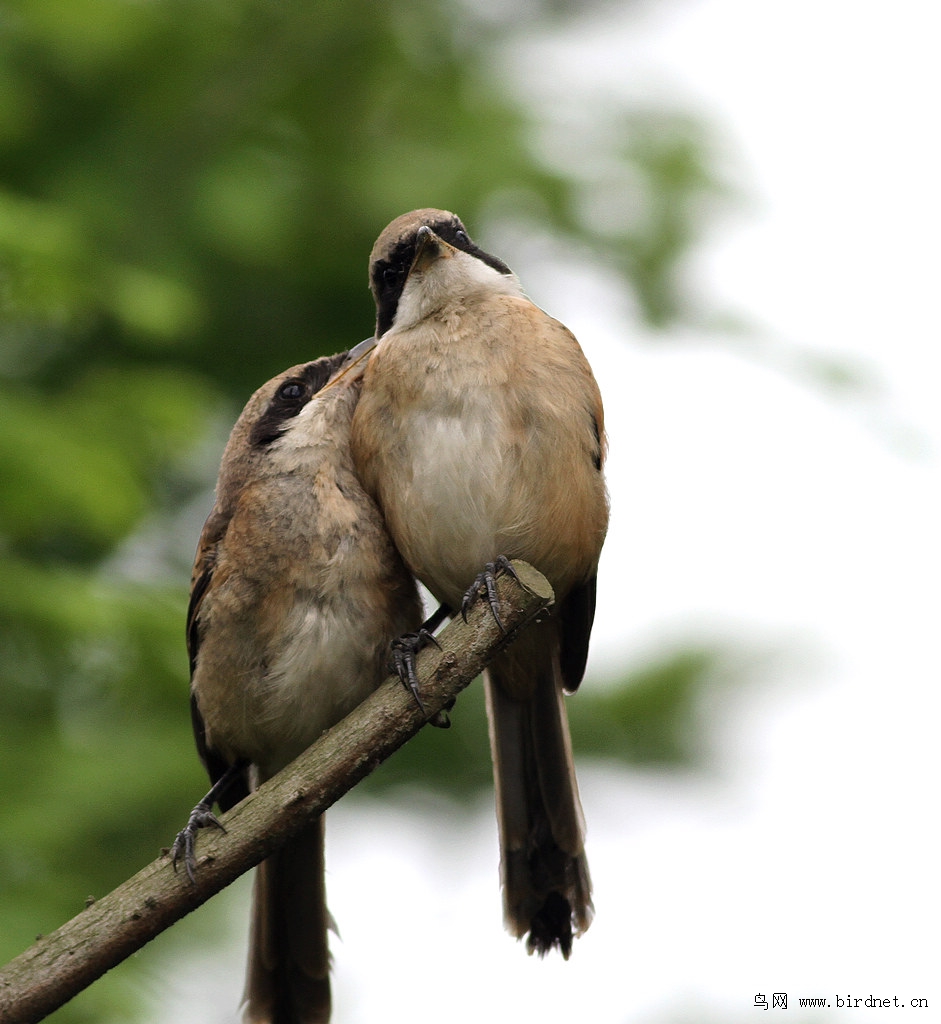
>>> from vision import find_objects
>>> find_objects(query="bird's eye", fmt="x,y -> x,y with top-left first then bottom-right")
455,229 -> 469,245
382,266 -> 401,286
277,380 -> 306,402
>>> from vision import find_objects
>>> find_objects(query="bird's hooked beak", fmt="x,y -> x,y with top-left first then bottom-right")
411,225 -> 457,274
321,337 -> 377,392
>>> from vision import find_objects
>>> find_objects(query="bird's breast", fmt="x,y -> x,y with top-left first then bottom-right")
355,305 -> 607,606
193,465 -> 420,777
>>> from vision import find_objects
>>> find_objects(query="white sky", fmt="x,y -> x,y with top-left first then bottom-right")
158,2 -> 939,1020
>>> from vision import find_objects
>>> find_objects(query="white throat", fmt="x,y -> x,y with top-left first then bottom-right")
393,250 -> 524,331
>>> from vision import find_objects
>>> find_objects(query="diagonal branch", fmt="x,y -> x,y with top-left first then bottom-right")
0,561 -> 554,1024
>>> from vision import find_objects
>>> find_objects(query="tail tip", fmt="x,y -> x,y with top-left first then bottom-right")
525,892 -> 576,960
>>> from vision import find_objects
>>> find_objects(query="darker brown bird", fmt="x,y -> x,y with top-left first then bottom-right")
174,341 -> 422,1023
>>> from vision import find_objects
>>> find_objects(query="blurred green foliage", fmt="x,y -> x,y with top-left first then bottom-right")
0,1 -> 733,1019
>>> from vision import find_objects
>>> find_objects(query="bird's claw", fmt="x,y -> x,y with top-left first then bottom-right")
391,628 -> 441,718
171,799 -> 227,885
461,556 -> 519,632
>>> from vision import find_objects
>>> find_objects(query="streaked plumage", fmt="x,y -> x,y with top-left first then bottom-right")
183,345 -> 422,1022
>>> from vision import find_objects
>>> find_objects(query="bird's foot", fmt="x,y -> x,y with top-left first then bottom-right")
391,628 -> 444,722
461,555 -> 519,632
171,798 -> 227,885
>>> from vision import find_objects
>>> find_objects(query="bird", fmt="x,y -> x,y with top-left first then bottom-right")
350,208 -> 609,958
173,339 -> 423,1024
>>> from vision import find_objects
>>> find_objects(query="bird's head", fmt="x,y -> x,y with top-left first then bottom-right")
369,209 -> 521,337
216,338 -> 376,499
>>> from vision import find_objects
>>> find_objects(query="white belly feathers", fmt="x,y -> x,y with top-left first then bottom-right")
240,595 -> 381,777
389,397 -> 532,605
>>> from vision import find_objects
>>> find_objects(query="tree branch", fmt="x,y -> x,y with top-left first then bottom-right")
0,561 -> 553,1024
